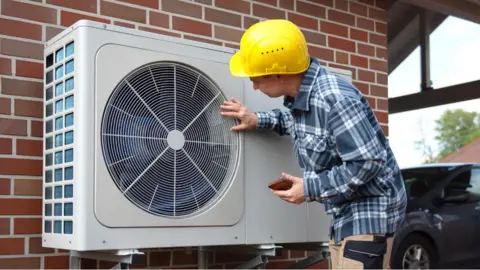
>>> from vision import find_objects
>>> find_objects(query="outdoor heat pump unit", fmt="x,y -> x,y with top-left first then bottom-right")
42,20 -> 353,251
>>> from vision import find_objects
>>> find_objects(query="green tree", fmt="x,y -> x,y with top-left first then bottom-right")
434,109 -> 480,160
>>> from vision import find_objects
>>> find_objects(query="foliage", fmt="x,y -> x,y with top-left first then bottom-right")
415,109 -> 480,163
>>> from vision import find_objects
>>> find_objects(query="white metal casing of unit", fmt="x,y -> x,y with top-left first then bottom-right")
42,20 -> 353,251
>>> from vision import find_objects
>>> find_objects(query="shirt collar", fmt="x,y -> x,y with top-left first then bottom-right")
283,57 -> 321,112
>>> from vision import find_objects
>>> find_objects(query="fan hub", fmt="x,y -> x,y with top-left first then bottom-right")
167,130 -> 185,150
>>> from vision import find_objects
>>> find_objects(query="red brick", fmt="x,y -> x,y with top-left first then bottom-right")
370,84 -> 388,97
16,60 -> 43,79
0,98 -> 11,115
14,178 -> 42,196
114,21 -> 135,28
0,57 -> 12,75
253,3 -> 286,19
172,17 -> 211,37
366,96 -> 375,108
350,2 -> 367,16
244,17 -> 260,29
214,25 -> 243,43
185,35 -> 222,46
16,139 -> 42,157
0,257 -> 41,269
2,0 -> 57,24
358,69 -> 375,83
279,0 -> 294,10
138,26 -> 181,38
195,0 -> 212,4
350,28 -> 368,42
377,73 -> 387,85
376,21 -> 387,34
29,237 -> 55,254
289,13 -> 318,30
1,78 -> 43,99
225,43 -> 240,49
0,238 -> 24,255
376,47 -> 387,59
0,118 -> 28,136
353,81 -> 369,95
30,120 -> 43,137
0,38 -> 43,60
370,59 -> 387,72
47,0 -> 96,13
375,111 -> 388,123
101,1 -> 146,23
44,255 -> 70,269
302,29 -> 327,46
14,218 -> 42,234
351,55 -> 368,68
320,21 -> 348,37
14,99 -> 43,118
118,0 -> 158,9
335,0 -> 347,10
46,26 -> 64,41
328,36 -> 355,52
0,218 -> 9,234
376,0 -> 388,10
215,0 -> 250,14
0,198 -> 42,215
150,11 -> 170,29
0,178 -> 10,195
358,43 -> 375,57
215,252 -> 256,263
255,0 -> 277,6
61,11 -> 110,27
162,0 -> 202,19
369,7 -> 387,22
306,260 -> 329,269
382,125 -> 389,136
357,17 -> 375,31
296,1 -> 326,18
328,10 -> 354,26
0,18 -> 42,41
0,138 -> 12,155
0,158 -> 42,176
205,8 -> 241,28
150,251 -> 172,266
308,0 -> 333,6
358,0 -> 374,5
172,250 -> 198,265
289,250 -> 306,258
335,51 -> 349,65
377,98 -> 388,111
309,46 -> 334,62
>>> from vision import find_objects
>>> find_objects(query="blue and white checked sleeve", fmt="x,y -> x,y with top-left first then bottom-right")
304,96 -> 387,204
255,109 -> 293,136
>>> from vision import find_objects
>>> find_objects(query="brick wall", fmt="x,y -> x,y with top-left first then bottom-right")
0,0 -> 387,268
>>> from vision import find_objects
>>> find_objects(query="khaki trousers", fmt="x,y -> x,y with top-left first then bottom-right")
329,234 -> 394,269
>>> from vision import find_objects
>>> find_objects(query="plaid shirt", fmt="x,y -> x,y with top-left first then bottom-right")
256,57 -> 407,244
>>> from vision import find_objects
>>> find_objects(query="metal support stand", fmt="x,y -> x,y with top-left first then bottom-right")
68,249 -> 144,269
234,255 -> 268,269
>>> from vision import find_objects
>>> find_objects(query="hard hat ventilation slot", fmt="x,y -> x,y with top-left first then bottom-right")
261,48 -> 283,55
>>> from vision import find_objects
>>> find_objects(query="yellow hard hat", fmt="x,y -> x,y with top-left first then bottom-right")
229,19 -> 310,78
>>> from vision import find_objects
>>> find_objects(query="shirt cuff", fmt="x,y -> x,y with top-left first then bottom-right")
255,112 -> 273,129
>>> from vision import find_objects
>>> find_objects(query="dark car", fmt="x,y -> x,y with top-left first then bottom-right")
390,162 -> 480,269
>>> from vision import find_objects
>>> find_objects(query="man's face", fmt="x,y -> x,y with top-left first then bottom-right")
249,75 -> 284,98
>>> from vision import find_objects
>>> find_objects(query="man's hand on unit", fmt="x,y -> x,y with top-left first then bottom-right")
220,98 -> 258,131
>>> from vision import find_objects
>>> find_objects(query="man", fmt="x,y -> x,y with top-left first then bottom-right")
220,19 -> 407,269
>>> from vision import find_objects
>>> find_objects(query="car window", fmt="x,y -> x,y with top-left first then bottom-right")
401,168 -> 446,198
444,168 -> 480,198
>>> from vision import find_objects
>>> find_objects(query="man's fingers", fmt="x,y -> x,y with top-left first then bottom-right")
230,123 -> 247,131
221,111 -> 240,118
220,105 -> 239,111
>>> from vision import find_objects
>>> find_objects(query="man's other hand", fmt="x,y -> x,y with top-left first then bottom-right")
271,173 -> 305,204
220,98 -> 258,131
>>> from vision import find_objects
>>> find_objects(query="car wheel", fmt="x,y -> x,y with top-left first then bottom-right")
391,233 -> 438,269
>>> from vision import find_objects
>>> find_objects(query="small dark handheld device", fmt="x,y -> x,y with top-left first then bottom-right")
268,178 -> 293,191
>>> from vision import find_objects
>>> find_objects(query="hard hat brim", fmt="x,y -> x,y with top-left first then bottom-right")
229,51 -> 248,77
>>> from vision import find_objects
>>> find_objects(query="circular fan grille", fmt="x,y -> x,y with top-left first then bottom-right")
100,61 -> 239,218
